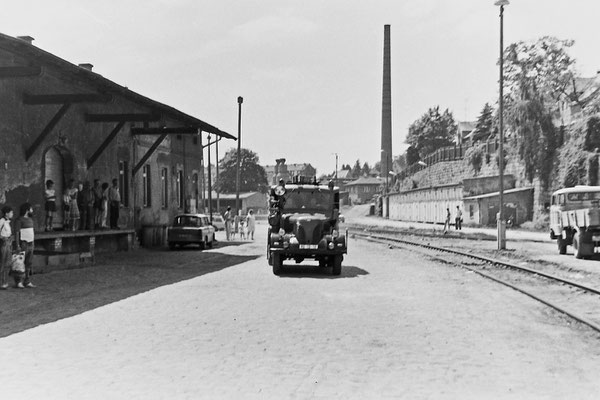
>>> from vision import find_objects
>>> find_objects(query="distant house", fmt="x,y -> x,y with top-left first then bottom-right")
456,121 -> 477,145
332,169 -> 355,189
264,159 -> 316,185
205,191 -> 267,215
558,72 -> 600,126
345,177 -> 383,205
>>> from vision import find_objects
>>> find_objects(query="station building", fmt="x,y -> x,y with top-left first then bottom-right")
0,33 -> 235,268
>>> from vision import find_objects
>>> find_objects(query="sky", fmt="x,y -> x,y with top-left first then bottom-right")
3,0 -> 600,176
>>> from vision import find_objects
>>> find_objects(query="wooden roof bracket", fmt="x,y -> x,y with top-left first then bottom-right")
0,66 -> 41,79
23,92 -> 112,160
86,121 -> 125,169
132,133 -> 169,177
25,102 -> 71,160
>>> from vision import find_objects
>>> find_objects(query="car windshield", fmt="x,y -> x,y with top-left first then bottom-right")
174,216 -> 204,227
567,192 -> 600,202
282,189 -> 332,213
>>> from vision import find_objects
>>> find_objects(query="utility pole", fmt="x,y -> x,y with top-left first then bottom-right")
235,96 -> 243,214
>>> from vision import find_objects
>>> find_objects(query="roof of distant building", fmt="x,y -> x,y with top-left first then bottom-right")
344,177 -> 383,187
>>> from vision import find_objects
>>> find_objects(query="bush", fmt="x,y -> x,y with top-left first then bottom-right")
520,212 -> 549,231
464,145 -> 484,174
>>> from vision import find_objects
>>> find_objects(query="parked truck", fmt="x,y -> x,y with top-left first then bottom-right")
549,186 -> 600,258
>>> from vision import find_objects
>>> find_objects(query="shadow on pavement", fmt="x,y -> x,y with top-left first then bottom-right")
277,265 -> 369,279
0,248 -> 259,338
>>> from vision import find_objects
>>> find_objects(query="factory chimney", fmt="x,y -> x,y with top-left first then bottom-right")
380,25 -> 392,181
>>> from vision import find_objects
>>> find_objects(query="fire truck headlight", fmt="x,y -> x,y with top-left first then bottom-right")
278,228 -> 285,236
332,229 -> 339,238
328,242 -> 335,250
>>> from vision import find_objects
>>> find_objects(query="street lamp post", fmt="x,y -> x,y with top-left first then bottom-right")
495,0 -> 508,250
333,153 -> 338,186
207,133 -> 213,222
235,96 -> 243,215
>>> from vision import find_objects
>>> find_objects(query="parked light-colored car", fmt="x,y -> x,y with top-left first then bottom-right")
167,213 -> 215,250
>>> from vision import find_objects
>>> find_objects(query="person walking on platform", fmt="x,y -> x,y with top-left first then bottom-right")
455,206 -> 463,230
444,207 -> 451,234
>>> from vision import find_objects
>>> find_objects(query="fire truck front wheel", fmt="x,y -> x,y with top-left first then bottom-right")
272,253 -> 283,275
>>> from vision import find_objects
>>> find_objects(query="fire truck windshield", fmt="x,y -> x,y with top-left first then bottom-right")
282,190 -> 332,213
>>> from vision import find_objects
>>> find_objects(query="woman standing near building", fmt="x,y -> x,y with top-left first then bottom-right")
246,209 -> 256,240
0,206 -> 14,290
100,182 -> 110,229
65,179 -> 80,231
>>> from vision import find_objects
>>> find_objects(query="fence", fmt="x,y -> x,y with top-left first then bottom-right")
398,139 -> 499,182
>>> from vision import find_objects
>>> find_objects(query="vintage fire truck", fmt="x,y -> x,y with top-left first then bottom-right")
267,177 -> 348,275
549,185 -> 600,258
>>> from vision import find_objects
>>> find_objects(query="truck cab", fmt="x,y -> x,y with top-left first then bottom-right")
267,177 -> 348,275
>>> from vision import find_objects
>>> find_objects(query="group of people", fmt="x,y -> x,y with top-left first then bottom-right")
223,207 -> 256,241
444,205 -> 463,233
45,178 -> 121,231
0,203 -> 36,289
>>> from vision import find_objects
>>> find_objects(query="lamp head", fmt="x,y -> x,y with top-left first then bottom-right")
494,0 -> 509,6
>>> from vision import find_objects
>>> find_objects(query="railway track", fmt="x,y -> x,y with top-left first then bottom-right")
350,228 -> 600,334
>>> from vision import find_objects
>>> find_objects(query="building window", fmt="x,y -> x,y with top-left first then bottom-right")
143,164 -> 152,207
161,168 -> 168,208
469,205 -> 474,218
118,161 -> 129,207
177,170 -> 184,209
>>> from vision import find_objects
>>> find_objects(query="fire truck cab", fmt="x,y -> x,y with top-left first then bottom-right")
267,177 -> 348,275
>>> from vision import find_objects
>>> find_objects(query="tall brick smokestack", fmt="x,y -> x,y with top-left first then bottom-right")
380,25 -> 392,179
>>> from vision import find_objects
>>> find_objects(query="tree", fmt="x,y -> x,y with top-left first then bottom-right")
361,162 -> 371,176
503,37 -> 573,188
405,146 -> 420,166
351,159 -> 362,178
216,148 -> 268,193
504,36 -> 577,110
472,103 -> 494,143
405,106 -> 457,158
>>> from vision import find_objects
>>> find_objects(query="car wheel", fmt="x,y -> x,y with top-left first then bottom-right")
168,242 -> 176,250
272,253 -> 282,275
331,255 -> 342,276
207,235 -> 214,249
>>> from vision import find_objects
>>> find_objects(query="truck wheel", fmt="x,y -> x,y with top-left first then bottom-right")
331,255 -> 342,276
168,242 -> 176,250
199,239 -> 206,250
573,232 -> 584,259
272,253 -> 282,275
557,237 -> 567,255
207,235 -> 214,249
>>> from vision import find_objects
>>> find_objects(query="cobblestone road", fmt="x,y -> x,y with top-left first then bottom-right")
0,223 -> 599,399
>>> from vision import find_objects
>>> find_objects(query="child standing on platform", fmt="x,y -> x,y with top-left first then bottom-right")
44,179 -> 56,231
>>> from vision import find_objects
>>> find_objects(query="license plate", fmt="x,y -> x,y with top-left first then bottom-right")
299,244 -> 318,249
593,235 -> 600,242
